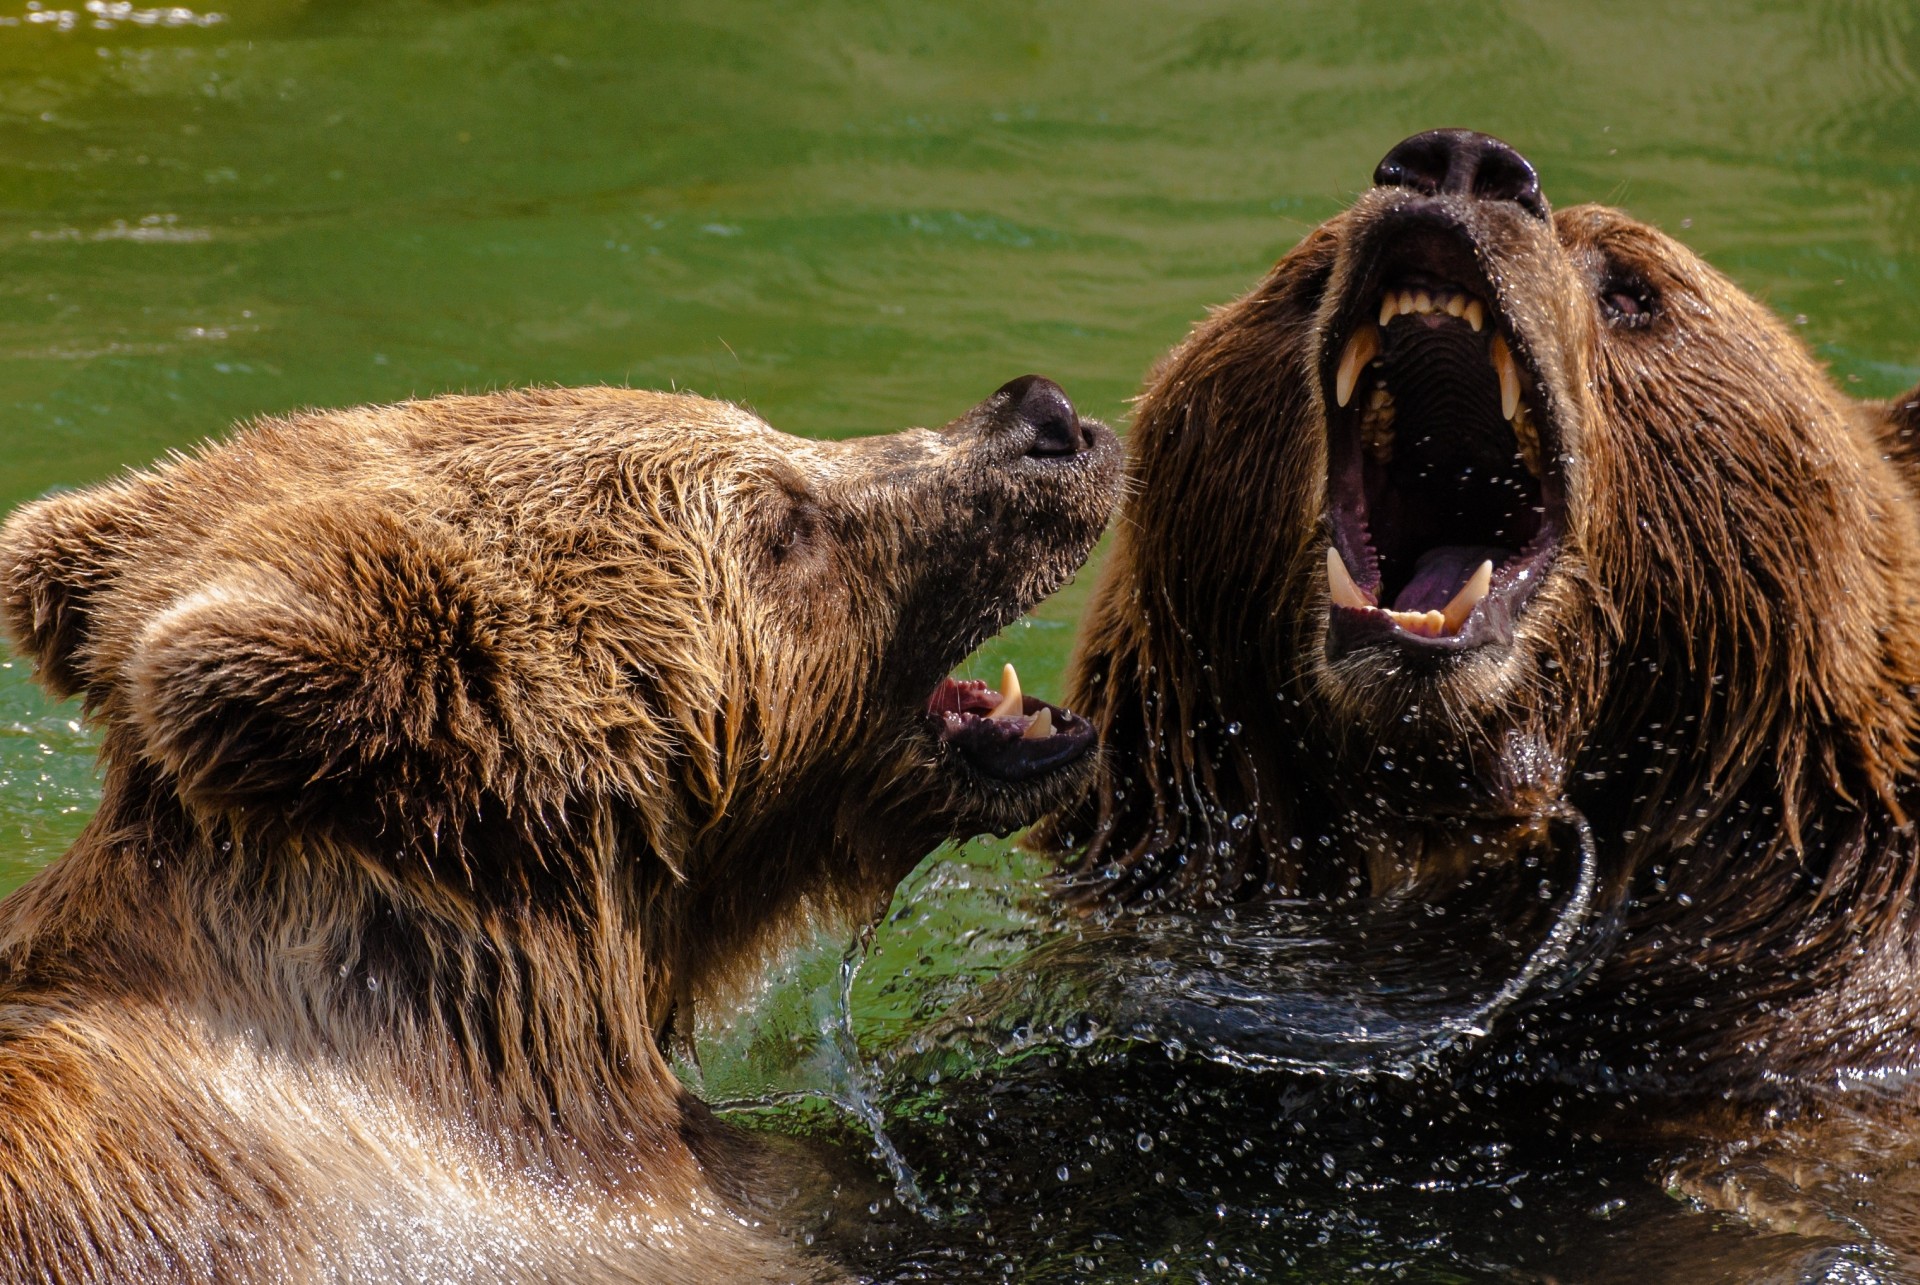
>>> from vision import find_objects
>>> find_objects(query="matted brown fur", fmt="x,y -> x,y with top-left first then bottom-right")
0,382 -> 1119,1282
1046,149 -> 1920,1093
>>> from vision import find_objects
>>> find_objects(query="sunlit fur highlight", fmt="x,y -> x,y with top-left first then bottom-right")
0,384 -> 1117,1282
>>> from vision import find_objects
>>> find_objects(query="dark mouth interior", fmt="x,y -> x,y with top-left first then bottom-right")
1327,232 -> 1564,648
926,672 -> 1094,783
1370,293 -> 1538,606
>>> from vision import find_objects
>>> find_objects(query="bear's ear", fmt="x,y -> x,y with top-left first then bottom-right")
124,508 -> 569,835
1877,383 -> 1920,478
0,481 -> 148,701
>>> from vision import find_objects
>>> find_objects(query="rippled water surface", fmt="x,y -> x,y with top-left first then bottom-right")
3,3 -> 1920,1280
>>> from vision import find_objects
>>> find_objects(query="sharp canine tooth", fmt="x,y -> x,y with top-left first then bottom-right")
1491,333 -> 1520,421
1464,299 -> 1485,332
1379,294 -> 1397,327
1326,546 -> 1372,610
1022,707 -> 1054,740
1441,560 -> 1494,633
1335,324 -> 1380,408
990,662 -> 1023,718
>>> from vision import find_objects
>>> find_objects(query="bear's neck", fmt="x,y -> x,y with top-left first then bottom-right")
1274,676 -> 1920,1089
5,771 -> 705,1154
1566,759 -> 1920,1088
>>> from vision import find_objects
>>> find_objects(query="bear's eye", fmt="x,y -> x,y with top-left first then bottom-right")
1599,277 -> 1656,329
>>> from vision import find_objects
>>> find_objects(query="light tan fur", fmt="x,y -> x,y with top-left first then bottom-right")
0,383 -> 1119,1282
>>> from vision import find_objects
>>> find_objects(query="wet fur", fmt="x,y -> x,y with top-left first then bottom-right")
0,385 -> 1118,1282
1047,192 -> 1920,1091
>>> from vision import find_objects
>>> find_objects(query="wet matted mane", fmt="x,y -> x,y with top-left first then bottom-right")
1046,129 -> 1920,1095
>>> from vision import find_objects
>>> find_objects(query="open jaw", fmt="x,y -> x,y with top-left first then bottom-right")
1320,222 -> 1567,657
925,662 -> 1095,783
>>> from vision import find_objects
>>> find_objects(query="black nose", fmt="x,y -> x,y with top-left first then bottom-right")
1372,129 -> 1547,221
994,374 -> 1088,457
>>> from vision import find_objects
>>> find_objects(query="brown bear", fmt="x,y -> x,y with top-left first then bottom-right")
1046,129 -> 1920,1098
0,377 -> 1120,1283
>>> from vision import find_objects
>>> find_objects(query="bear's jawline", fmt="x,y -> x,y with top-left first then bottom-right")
925,677 -> 1095,782
1321,217 -> 1567,657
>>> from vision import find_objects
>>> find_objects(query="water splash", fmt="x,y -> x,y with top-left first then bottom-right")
823,933 -> 939,1220
890,804 -> 1612,1082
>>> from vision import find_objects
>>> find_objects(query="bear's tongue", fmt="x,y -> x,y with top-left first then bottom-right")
1390,546 -> 1508,614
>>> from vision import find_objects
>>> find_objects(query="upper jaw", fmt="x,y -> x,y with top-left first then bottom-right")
1316,204 -> 1568,662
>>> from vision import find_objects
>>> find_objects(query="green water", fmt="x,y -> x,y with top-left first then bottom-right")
2,2 -> 1919,1279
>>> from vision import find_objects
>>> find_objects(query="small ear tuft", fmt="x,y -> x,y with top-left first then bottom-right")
1866,384 -> 1920,487
123,510 -> 568,838
126,572 -> 367,818
0,482 -> 147,700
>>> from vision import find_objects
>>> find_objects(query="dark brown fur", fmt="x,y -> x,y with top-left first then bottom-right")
1048,173 -> 1920,1094
0,384 -> 1119,1282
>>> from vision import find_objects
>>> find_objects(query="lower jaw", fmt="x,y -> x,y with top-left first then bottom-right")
1324,581 -> 1545,661
1323,527 -> 1560,660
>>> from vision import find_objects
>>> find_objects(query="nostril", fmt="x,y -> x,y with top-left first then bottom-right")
1026,401 -> 1086,458
1470,143 -> 1546,220
1373,129 -> 1548,222
994,374 -> 1087,457
1372,133 -> 1453,197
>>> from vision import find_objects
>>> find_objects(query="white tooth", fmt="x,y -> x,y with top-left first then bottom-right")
1378,294 -> 1397,327
1335,324 -> 1380,408
1384,608 -> 1446,636
1491,333 -> 1520,421
1413,291 -> 1432,314
1396,291 -> 1415,316
1441,560 -> 1494,634
1326,546 -> 1372,610
1444,294 -> 1466,317
1021,707 -> 1054,740
989,662 -> 1023,718
1464,299 -> 1485,332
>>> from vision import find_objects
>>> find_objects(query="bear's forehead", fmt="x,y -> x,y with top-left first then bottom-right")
1552,205 -> 1697,273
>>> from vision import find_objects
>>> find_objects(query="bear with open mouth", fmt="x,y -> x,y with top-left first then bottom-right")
0,376 -> 1119,1282
1048,129 -> 1920,1103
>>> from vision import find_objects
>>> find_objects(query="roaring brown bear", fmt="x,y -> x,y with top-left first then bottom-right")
0,377 -> 1119,1283
1048,129 -> 1920,1094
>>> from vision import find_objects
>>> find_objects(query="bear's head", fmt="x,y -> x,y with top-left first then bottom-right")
1053,132 -> 1920,1077
1,380 -> 1120,1003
